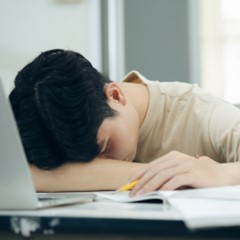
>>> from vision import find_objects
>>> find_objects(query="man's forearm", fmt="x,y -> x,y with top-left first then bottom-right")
30,159 -> 146,192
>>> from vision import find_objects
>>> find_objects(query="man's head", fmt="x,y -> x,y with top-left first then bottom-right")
9,49 -> 118,169
96,82 -> 141,163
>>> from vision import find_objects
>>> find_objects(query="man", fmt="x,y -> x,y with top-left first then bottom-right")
9,49 -> 240,196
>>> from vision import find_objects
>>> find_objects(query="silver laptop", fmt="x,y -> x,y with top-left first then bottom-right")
0,79 -> 96,210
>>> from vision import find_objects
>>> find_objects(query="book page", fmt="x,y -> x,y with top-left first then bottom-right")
97,190 -> 176,202
173,185 -> 240,200
97,185 -> 240,203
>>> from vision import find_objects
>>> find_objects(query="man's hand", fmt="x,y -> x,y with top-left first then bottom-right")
129,151 -> 240,197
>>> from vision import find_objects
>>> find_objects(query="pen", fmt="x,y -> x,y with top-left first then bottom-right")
116,180 -> 139,192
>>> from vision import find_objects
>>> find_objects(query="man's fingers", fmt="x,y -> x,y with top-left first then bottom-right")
160,173 -> 193,190
129,168 -> 160,196
128,153 -> 176,182
129,152 -> 188,183
130,164 -> 190,196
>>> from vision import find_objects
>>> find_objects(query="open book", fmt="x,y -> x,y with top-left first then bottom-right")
97,185 -> 240,204
97,185 -> 240,230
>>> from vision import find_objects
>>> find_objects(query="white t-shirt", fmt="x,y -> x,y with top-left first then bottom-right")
122,71 -> 240,163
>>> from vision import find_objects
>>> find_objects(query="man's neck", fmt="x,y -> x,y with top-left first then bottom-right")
118,78 -> 149,127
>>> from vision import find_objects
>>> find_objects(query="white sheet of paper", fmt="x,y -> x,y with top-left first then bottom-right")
168,198 -> 240,229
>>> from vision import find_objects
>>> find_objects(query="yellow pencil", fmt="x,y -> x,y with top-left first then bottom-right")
116,180 -> 139,192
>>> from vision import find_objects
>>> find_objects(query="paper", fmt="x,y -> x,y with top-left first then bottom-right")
97,185 -> 240,230
96,191 -> 175,203
168,198 -> 240,229
97,185 -> 240,203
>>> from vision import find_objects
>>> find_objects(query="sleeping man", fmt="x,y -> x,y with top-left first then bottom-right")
9,49 -> 240,196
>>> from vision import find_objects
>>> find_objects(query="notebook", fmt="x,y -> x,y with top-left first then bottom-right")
97,185 -> 240,203
0,79 -> 95,210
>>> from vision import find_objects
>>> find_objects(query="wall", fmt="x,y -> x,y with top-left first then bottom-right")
0,0 -> 101,94
0,0 -> 200,92
123,0 -> 199,83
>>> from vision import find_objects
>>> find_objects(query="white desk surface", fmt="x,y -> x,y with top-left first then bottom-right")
1,192 -> 240,239
0,193 -> 181,220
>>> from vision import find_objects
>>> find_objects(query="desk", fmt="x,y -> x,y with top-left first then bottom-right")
0,197 -> 240,239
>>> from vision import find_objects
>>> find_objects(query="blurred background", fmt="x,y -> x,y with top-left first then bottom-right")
1,0 -> 240,104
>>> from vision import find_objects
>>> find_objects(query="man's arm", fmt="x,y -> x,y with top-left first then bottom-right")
30,159 -> 146,192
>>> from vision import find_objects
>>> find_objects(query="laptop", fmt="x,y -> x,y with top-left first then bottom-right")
0,79 -> 96,210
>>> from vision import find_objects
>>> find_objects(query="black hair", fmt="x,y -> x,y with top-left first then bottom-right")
9,49 -> 117,170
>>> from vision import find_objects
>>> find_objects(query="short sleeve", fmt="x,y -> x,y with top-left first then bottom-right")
208,102 -> 240,163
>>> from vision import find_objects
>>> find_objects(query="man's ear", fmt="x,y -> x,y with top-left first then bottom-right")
104,83 -> 126,105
